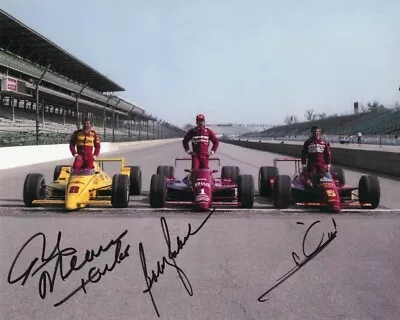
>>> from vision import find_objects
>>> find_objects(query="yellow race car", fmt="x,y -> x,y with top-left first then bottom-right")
22,158 -> 142,210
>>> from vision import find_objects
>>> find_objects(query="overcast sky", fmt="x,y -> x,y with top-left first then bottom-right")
2,0 -> 400,127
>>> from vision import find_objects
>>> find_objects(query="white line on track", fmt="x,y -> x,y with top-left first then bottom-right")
53,207 -> 400,213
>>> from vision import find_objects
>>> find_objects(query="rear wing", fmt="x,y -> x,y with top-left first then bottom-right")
95,157 -> 126,170
273,157 -> 303,174
175,157 -> 220,167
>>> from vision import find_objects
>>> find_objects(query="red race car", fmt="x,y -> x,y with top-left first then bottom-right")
258,157 -> 380,213
149,157 -> 254,210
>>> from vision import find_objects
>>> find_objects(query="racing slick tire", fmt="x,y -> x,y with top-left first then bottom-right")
149,174 -> 167,208
111,174 -> 130,208
331,166 -> 345,185
53,165 -> 71,181
157,165 -> 174,179
358,175 -> 380,209
238,174 -> 254,208
258,166 -> 279,197
273,175 -> 291,209
128,166 -> 142,195
23,173 -> 46,207
221,166 -> 240,184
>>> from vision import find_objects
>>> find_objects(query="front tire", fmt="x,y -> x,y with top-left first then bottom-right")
23,173 -> 46,207
358,175 -> 380,209
128,166 -> 142,195
273,175 -> 292,209
238,174 -> 254,208
111,174 -> 130,208
149,174 -> 167,208
258,166 -> 279,197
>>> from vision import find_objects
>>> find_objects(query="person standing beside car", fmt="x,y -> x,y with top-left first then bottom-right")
69,117 -> 101,170
182,114 -> 219,169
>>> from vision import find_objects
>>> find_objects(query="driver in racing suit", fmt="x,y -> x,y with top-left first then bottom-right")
301,125 -> 332,186
69,117 -> 101,170
182,114 -> 219,169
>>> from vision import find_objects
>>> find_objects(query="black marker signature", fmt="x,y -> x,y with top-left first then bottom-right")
257,218 -> 337,302
139,207 -> 216,317
7,230 -> 130,306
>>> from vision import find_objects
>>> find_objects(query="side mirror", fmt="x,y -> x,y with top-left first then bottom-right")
184,169 -> 191,173
212,169 -> 218,173
94,171 -> 100,174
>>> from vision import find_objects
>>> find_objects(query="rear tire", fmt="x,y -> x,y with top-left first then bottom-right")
23,173 -> 46,207
156,165 -> 174,178
238,174 -> 254,208
258,166 -> 279,197
53,165 -> 71,181
358,175 -> 380,209
128,166 -> 142,195
221,166 -> 240,183
331,166 -> 345,185
111,174 -> 130,208
273,175 -> 292,209
149,174 -> 167,208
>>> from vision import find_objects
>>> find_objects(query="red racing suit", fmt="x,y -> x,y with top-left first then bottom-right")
301,137 -> 331,176
69,129 -> 100,170
182,126 -> 219,169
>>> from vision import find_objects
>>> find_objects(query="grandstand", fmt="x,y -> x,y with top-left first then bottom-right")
0,9 -> 185,147
207,123 -> 274,138
240,107 -> 400,141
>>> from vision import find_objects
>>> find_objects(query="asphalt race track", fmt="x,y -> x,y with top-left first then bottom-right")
1,141 -> 400,320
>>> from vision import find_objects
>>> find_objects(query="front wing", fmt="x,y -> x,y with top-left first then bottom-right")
31,199 -> 113,207
291,185 -> 375,208
164,182 -> 241,207
31,183 -> 114,208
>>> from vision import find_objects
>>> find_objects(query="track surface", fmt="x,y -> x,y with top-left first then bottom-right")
1,141 -> 400,320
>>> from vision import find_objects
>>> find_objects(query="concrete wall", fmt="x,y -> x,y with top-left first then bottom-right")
222,139 -> 400,176
0,138 -> 179,170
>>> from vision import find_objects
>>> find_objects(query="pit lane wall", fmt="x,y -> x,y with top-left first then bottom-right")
0,138 -> 179,170
221,139 -> 400,177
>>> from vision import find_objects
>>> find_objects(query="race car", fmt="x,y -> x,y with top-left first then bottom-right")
22,157 -> 142,211
149,157 -> 254,210
339,135 -> 354,144
258,157 -> 380,212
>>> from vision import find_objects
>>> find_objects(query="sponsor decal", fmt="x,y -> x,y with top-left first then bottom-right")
69,186 -> 79,193
195,188 -> 210,202
308,143 -> 325,153
326,190 -> 336,197
194,181 -> 211,188
71,180 -> 84,185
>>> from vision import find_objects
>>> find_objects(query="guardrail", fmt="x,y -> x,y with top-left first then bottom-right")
222,138 -> 400,177
241,134 -> 400,146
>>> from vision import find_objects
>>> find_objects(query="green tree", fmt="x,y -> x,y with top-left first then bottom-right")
305,109 -> 317,121
284,115 -> 298,124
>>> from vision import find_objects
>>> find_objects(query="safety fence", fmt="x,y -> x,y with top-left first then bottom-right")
0,97 -> 183,147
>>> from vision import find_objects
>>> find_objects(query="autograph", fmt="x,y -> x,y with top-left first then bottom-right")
7,230 -> 130,307
139,207 -> 216,317
257,218 -> 338,302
